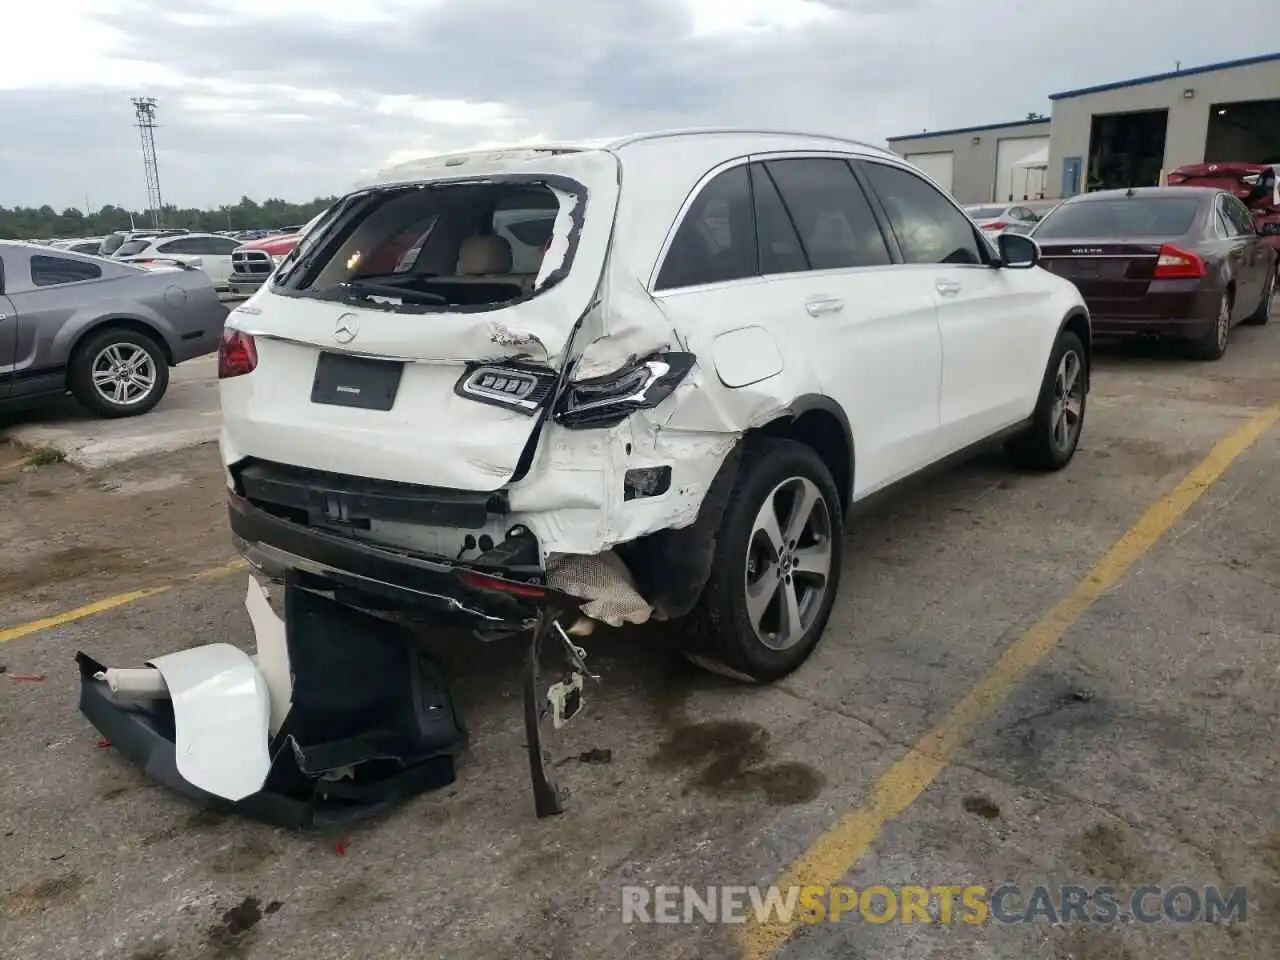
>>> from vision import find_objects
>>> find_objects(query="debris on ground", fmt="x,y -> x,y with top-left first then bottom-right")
578,748 -> 613,765
6,672 -> 46,682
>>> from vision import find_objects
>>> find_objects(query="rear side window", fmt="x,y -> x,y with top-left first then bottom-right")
860,161 -> 983,265
763,159 -> 891,270
1033,197 -> 1201,239
30,254 -> 102,286
115,239 -> 153,257
1223,197 -> 1256,235
655,165 -> 757,291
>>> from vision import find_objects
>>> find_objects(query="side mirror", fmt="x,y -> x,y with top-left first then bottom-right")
997,232 -> 1040,269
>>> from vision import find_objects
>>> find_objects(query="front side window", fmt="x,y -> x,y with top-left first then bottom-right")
655,164 -> 756,291
763,158 -> 891,270
30,254 -> 102,286
860,161 -> 984,265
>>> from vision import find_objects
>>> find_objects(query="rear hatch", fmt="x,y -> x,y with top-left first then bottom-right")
1168,162 -> 1280,213
1032,194 -> 1203,316
220,148 -> 620,491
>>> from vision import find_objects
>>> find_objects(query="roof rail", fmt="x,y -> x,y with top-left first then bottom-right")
605,127 -> 889,154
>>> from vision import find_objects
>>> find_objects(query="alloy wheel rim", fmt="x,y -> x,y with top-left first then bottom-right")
743,476 -> 833,651
91,343 -> 157,406
1049,349 -> 1084,454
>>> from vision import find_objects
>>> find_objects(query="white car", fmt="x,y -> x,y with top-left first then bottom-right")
963,203 -> 1043,235
115,232 -> 242,290
218,128 -> 1092,683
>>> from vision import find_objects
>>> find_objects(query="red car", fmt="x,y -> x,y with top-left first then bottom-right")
227,209 -> 330,298
1167,162 -> 1280,274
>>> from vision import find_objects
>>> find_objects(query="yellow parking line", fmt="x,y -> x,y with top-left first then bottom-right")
0,559 -> 248,646
740,405 -> 1280,959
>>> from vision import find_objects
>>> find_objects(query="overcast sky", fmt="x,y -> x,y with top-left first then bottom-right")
1,0 -> 1273,211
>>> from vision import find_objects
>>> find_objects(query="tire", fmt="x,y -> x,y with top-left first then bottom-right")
1186,292 -> 1232,361
677,438 -> 844,684
68,326 -> 170,418
1243,269 -> 1274,326
1005,329 -> 1088,472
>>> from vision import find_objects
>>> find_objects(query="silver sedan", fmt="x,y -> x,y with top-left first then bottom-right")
0,241 -> 226,418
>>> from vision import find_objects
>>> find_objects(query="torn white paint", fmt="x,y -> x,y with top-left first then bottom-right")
246,576 -> 292,736
147,644 -> 272,802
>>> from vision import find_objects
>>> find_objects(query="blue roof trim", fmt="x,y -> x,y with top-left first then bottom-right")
886,116 -> 1050,143
1049,51 -> 1280,101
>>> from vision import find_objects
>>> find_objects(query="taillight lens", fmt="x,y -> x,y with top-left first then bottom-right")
1153,244 -> 1206,279
981,221 -> 1009,231
218,328 -> 258,378
1166,174 -> 1187,184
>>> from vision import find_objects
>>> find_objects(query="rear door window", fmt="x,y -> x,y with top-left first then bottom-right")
30,254 -> 102,286
1223,197 -> 1257,235
859,161 -> 984,265
655,165 -> 757,291
1033,197 -> 1202,238
763,158 -> 891,270
750,163 -> 808,275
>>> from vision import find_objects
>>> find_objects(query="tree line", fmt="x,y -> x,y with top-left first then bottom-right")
0,195 -> 340,241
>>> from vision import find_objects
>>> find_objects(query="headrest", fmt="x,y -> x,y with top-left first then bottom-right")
457,234 -> 513,275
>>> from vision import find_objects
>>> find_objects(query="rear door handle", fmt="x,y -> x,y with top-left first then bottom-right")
935,279 -> 963,296
805,296 -> 844,316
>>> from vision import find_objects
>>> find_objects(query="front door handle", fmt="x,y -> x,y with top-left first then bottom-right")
935,279 -> 963,296
805,296 -> 844,316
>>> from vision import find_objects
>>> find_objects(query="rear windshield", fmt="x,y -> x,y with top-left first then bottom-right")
965,206 -> 1007,219
115,239 -> 153,257
1033,197 -> 1201,239
100,233 -> 127,255
280,180 -> 576,312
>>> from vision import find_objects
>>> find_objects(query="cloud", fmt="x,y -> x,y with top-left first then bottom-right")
0,0 -> 1273,209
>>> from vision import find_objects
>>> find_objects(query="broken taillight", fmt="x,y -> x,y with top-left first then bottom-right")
1153,244 -> 1206,280
218,328 -> 258,378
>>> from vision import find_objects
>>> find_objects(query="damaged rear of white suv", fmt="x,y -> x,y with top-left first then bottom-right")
76,130 -> 1091,824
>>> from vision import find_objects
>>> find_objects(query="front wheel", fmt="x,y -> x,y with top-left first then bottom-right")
678,438 -> 844,684
1005,329 -> 1088,471
68,326 -> 170,418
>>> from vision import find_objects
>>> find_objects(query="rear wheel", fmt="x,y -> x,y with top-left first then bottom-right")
1243,270 -> 1274,326
68,326 -> 170,418
678,438 -> 843,684
1005,329 -> 1087,472
1187,292 -> 1232,360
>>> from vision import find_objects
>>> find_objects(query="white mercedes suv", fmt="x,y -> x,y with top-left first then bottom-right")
218,128 -> 1091,684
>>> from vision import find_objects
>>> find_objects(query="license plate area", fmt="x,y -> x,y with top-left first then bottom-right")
311,352 -> 404,410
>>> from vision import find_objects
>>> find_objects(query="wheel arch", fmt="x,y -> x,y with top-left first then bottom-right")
748,394 -> 855,516
1059,308 -> 1091,391
68,315 -> 175,367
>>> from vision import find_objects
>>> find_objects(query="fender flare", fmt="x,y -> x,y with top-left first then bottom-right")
772,393 -> 856,513
1057,307 -> 1092,392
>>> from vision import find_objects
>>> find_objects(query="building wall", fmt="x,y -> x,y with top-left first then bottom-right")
887,119 -> 1050,203
1046,58 -> 1280,198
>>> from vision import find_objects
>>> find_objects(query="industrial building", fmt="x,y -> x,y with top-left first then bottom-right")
887,51 -> 1280,204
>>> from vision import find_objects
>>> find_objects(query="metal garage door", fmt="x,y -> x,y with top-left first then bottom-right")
995,136 -> 1050,202
904,152 -> 954,193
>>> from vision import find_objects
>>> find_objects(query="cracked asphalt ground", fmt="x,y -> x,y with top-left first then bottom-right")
2,309 -> 1279,960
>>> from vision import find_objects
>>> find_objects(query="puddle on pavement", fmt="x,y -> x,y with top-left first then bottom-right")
651,719 -> 825,806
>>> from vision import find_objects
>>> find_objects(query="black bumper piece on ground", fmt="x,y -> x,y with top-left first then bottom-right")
76,580 -> 466,831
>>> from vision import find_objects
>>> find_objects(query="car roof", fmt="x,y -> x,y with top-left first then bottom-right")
374,127 -> 897,184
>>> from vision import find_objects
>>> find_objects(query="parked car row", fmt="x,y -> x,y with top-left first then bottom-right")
0,240 -> 225,417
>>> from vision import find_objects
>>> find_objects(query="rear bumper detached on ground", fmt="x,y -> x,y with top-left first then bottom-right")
76,577 -> 466,830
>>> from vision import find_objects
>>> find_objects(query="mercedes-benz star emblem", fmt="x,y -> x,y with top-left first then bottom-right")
333,313 -> 359,344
